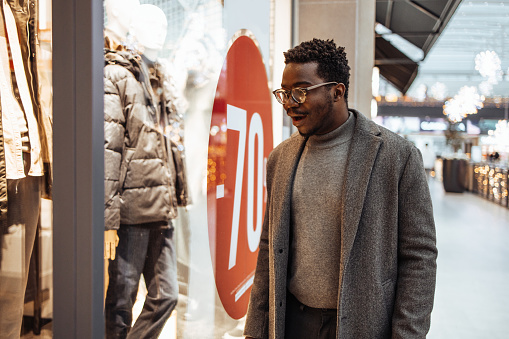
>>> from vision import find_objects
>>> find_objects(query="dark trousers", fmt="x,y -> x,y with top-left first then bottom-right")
105,224 -> 178,339
285,291 -> 337,339
0,155 -> 41,339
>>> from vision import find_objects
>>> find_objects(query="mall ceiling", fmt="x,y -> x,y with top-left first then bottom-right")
376,0 -> 509,99
375,0 -> 462,93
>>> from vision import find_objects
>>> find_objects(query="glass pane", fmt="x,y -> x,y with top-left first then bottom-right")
103,1 -> 208,337
103,1 -> 273,337
0,0 -> 53,337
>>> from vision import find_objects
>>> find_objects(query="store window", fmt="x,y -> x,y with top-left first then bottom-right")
103,0 -> 273,337
0,0 -> 53,337
102,0 -> 226,337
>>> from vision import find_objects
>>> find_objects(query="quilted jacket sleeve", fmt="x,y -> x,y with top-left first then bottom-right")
103,65 -> 128,230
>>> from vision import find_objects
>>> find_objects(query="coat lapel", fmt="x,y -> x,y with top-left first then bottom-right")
271,135 -> 308,250
339,112 -> 382,276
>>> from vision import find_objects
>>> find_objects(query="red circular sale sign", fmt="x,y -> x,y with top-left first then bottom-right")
207,34 -> 273,319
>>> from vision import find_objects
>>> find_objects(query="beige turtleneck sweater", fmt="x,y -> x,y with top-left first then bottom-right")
288,111 -> 356,309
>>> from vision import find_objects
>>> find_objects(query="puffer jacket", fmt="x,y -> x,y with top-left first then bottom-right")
145,58 -> 191,207
0,0 -> 52,229
104,49 -> 178,230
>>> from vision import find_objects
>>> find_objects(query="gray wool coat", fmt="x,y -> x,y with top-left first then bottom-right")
244,110 -> 437,339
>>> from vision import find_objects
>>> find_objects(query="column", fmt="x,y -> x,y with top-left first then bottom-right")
296,0 -> 375,118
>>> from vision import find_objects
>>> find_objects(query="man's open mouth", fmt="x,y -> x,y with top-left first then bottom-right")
292,116 -> 305,121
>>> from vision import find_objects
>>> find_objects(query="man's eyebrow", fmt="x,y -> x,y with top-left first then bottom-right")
281,81 -> 312,89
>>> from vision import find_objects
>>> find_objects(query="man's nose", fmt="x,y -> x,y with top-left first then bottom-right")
284,96 -> 299,110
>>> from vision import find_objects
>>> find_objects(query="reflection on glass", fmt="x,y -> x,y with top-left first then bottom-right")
102,1 -> 278,338
103,0 -> 191,338
0,0 -> 53,337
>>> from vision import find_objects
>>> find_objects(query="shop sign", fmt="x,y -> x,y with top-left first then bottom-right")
207,33 -> 273,319
420,120 -> 448,131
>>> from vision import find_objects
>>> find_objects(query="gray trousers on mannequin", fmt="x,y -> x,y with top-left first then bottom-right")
0,154 -> 41,339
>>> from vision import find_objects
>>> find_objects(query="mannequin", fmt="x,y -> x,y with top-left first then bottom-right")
103,0 -> 140,261
103,4 -> 180,338
131,4 -> 168,130
132,5 -> 191,208
132,5 -> 167,61
104,0 -> 140,48
0,1 -> 52,338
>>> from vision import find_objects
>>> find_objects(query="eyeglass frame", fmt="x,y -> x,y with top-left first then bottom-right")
272,81 -> 339,105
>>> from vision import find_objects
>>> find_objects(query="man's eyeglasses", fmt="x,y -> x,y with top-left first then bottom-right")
272,82 -> 338,105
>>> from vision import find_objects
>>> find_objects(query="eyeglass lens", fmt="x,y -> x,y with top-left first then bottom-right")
291,88 -> 306,103
275,88 -> 306,104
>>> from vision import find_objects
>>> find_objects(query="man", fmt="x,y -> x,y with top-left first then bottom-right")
244,39 -> 437,339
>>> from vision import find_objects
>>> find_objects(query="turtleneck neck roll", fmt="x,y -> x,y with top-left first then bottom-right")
306,110 -> 355,148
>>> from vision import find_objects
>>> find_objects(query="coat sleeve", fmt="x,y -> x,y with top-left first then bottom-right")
392,146 -> 438,338
243,150 -> 278,339
103,67 -> 128,231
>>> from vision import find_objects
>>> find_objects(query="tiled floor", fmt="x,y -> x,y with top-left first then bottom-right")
427,179 -> 509,338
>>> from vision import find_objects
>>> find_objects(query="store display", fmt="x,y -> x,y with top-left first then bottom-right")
103,2 -> 190,338
0,0 -> 53,337
473,163 -> 509,208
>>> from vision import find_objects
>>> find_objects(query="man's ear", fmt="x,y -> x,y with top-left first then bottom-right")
334,83 -> 346,101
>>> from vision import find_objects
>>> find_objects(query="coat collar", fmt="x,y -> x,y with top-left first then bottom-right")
271,133 -> 308,245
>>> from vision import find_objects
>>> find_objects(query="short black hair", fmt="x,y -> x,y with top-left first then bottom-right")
284,38 -> 350,102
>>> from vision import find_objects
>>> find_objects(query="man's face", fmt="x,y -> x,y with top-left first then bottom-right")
281,62 -> 337,137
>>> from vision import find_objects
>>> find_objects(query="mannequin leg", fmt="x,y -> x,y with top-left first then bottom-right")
0,175 -> 41,338
127,226 -> 178,339
105,225 -> 150,339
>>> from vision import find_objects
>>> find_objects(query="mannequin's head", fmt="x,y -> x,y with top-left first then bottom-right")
104,0 -> 140,40
132,4 -> 168,58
